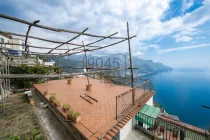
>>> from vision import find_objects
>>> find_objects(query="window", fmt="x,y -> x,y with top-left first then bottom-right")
22,42 -> 25,50
0,38 -> 3,43
1,38 -> 4,47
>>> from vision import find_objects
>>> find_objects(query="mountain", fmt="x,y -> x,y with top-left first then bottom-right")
52,54 -> 173,75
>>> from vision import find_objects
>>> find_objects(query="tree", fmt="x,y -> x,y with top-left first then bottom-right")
10,64 -> 61,88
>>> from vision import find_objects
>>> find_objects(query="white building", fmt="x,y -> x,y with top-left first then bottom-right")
0,33 -> 12,49
0,33 -> 25,56
10,38 -> 25,51
43,61 -> 55,66
1,33 -> 55,66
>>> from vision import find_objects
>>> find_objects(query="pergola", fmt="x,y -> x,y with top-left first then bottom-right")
0,13 -> 136,115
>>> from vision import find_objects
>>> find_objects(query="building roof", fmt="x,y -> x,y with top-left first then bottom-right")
34,78 -> 133,139
139,104 -> 160,119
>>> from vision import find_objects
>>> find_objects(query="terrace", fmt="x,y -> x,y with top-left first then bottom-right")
33,77 -> 154,139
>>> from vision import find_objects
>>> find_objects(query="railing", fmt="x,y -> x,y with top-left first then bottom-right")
116,80 -> 153,120
135,112 -> 184,140
135,112 -> 210,140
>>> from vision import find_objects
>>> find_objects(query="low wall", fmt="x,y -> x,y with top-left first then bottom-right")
32,88 -> 87,140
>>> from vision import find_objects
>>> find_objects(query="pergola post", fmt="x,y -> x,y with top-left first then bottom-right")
82,41 -> 90,85
127,22 -> 135,105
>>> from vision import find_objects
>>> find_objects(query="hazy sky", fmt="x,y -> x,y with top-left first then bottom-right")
0,0 -> 210,69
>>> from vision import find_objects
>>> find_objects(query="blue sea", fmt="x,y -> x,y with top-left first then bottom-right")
138,70 -> 210,130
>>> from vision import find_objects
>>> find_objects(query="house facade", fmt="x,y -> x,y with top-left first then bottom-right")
0,33 -> 25,57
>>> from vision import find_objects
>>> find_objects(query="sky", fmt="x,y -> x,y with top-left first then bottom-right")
0,0 -> 210,69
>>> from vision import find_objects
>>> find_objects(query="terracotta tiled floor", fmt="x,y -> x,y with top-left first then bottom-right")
34,77 -> 131,139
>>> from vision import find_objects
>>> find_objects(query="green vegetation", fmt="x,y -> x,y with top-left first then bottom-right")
63,104 -> 70,110
49,96 -> 56,102
95,72 -> 130,85
34,135 -> 41,140
72,112 -> 80,118
16,89 -> 25,93
10,64 -> 61,88
49,93 -> 56,103
0,103 -> 9,108
43,91 -> 48,95
66,110 -> 73,116
67,78 -> 72,84
86,84 -> 92,86
50,92 -> 56,97
31,128 -> 39,136
5,129 -> 43,140
67,78 -> 72,81
53,100 -> 60,106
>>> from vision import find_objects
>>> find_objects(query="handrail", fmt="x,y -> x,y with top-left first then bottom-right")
135,112 -> 209,140
100,88 -> 154,140
116,80 -> 152,119
116,80 -> 151,98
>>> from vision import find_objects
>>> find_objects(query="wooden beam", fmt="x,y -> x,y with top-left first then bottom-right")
46,28 -> 88,55
87,35 -> 136,52
0,68 -> 128,79
64,32 -> 118,54
25,20 -> 40,58
0,30 -> 84,47
0,13 -> 126,39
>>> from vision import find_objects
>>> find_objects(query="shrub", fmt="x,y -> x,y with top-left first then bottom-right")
66,110 -> 73,116
72,112 -> 80,118
34,135 -> 41,140
63,104 -> 70,110
49,94 -> 56,103
44,91 -> 48,95
50,92 -> 56,97
54,100 -> 60,107
67,78 -> 72,81
49,96 -> 56,101
86,84 -> 92,87
24,135 -> 30,140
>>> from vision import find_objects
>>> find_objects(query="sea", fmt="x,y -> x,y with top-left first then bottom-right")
137,69 -> 210,130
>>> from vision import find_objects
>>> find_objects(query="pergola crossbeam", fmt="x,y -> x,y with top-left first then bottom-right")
64,32 -> 118,54
0,68 -> 128,79
0,30 -> 84,47
46,28 -> 88,55
0,13 -> 126,39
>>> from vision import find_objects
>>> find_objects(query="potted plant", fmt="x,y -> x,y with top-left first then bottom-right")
54,100 -> 60,107
86,84 -> 92,90
66,110 -> 73,120
67,78 -> 72,84
72,112 -> 81,123
49,96 -> 55,103
63,104 -> 70,112
51,92 -> 56,97
49,93 -> 56,103
44,91 -> 48,96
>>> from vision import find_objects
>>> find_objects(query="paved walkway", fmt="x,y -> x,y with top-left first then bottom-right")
124,129 -> 152,140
